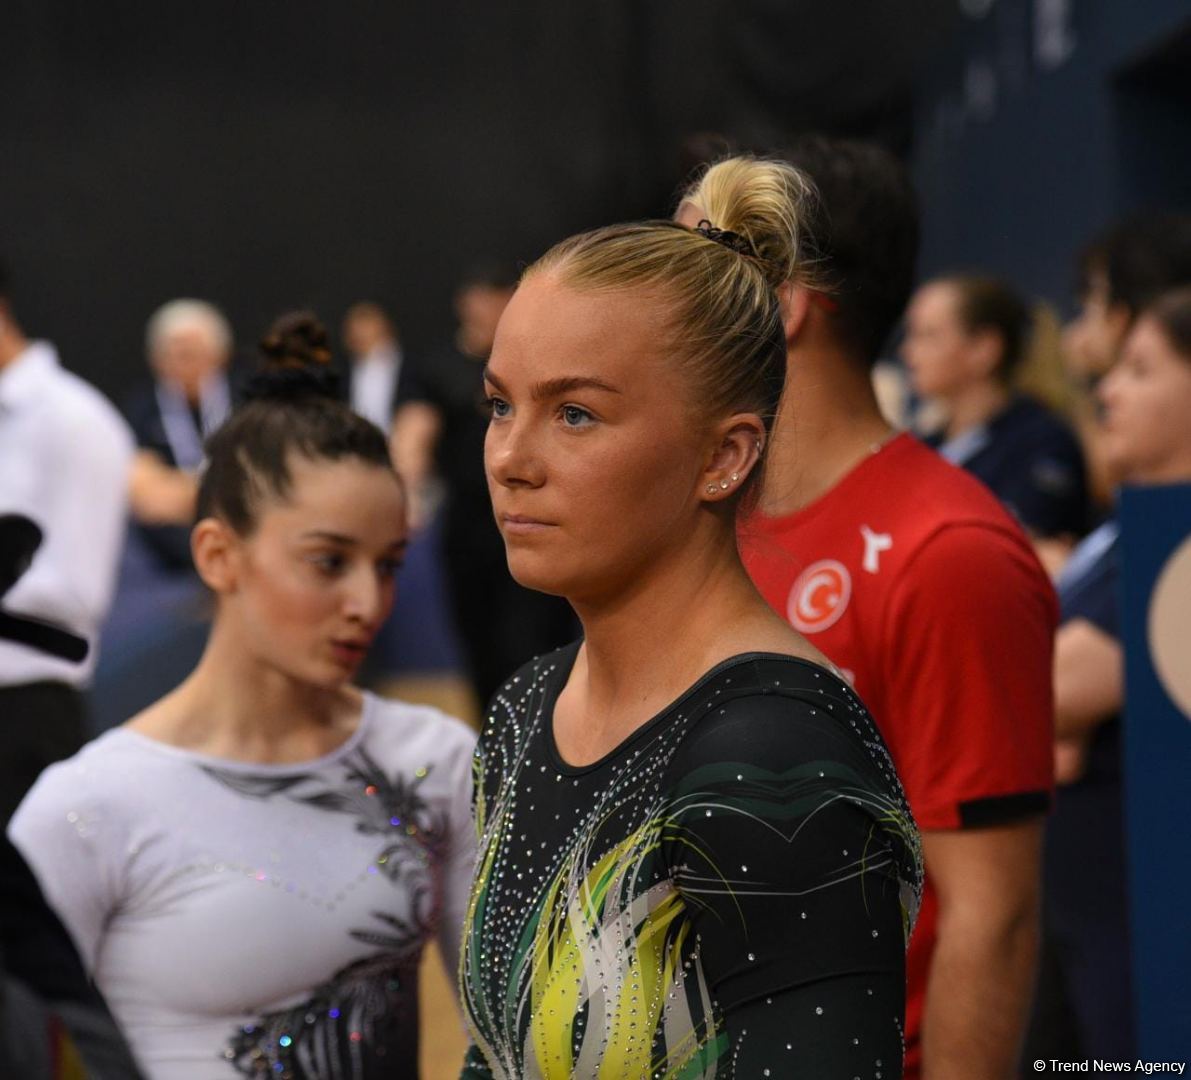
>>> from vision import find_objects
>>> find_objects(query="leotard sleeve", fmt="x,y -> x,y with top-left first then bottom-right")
664,687 -> 921,1076
9,755 -> 125,973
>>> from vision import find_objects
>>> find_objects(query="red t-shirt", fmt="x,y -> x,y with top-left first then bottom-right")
741,433 -> 1056,1077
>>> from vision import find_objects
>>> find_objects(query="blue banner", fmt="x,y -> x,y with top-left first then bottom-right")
1119,484 -> 1191,1057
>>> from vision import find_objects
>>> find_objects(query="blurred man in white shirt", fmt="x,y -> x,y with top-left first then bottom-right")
0,259 -> 133,821
343,301 -> 402,432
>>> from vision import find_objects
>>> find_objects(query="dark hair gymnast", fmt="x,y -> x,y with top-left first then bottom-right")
196,311 -> 395,535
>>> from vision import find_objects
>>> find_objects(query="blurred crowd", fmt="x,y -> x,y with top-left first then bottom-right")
1,135 -> 1190,1079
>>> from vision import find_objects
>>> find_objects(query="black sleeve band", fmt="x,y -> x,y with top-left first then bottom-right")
958,790 -> 1052,828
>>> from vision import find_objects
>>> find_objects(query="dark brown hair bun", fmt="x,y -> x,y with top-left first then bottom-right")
246,310 -> 340,403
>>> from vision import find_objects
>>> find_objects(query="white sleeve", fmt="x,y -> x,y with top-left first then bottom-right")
434,719 -> 478,999
57,404 -> 134,620
7,759 -> 124,973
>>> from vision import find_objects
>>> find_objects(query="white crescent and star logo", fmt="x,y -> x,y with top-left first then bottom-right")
787,559 -> 852,634
785,527 -> 892,634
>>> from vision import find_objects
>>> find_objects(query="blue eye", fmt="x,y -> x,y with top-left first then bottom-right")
560,405 -> 593,428
486,396 -> 511,419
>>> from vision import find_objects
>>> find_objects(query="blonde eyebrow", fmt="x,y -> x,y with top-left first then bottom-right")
530,376 -> 621,400
483,366 -> 621,400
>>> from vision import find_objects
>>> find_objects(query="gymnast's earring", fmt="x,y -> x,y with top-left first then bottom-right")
705,483 -> 717,495
730,473 -> 739,483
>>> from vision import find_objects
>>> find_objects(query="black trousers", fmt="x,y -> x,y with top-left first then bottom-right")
0,835 -> 146,1078
0,681 -> 87,826
0,686 -> 143,1076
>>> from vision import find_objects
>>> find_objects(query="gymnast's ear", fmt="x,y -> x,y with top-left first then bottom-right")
191,516 -> 242,594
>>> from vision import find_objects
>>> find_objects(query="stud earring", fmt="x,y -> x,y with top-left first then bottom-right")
719,480 -> 730,490
730,473 -> 739,482
705,484 -> 717,494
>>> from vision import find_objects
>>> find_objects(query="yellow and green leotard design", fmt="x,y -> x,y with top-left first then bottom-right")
461,646 -> 922,1079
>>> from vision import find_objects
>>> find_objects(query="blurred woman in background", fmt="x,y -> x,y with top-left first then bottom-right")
1062,213 -> 1191,512
1030,286 -> 1191,1062
10,313 -> 475,1080
460,168 -> 922,1078
903,273 -> 1089,572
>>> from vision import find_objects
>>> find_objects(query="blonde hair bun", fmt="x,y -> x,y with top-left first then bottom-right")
682,156 -> 822,291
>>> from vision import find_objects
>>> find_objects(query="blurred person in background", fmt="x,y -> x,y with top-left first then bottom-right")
1063,213 -> 1191,510
0,257 -> 133,822
0,407 -> 142,1077
342,301 -> 463,696
0,833 -> 145,1079
1026,285 -> 1191,1064
903,274 -> 1088,574
10,312 -> 475,1080
123,299 -> 235,571
1045,215 -> 1191,803
342,301 -> 403,432
681,142 -> 1055,1079
391,263 -> 576,711
91,301 -> 235,733
462,200 -> 921,1079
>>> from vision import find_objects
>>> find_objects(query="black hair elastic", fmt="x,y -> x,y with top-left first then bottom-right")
694,219 -> 760,260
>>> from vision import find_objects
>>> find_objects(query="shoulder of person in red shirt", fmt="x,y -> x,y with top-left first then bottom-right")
742,433 -> 1057,831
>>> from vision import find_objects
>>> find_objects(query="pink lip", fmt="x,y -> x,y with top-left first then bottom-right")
500,514 -> 557,534
330,640 -> 370,666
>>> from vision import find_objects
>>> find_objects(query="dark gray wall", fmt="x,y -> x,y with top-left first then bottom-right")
1,1 -> 949,402
913,0 -> 1191,311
